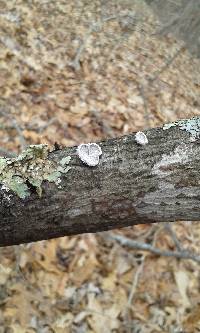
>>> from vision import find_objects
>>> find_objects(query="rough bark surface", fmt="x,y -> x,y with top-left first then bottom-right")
0,118 -> 200,246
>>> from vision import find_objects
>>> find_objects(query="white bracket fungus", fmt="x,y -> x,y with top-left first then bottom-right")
77,143 -> 102,167
135,131 -> 148,145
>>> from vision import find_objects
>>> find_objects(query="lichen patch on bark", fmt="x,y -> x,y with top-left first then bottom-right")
152,144 -> 191,177
0,144 -> 71,199
163,116 -> 200,140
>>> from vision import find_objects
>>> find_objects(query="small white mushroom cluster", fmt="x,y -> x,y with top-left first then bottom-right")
77,143 -> 102,167
135,131 -> 148,145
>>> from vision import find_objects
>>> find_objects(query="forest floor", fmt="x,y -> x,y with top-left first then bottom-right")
0,1 -> 200,332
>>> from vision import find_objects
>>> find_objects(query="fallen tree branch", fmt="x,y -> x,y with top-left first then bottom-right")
0,116 -> 200,246
0,108 -> 27,150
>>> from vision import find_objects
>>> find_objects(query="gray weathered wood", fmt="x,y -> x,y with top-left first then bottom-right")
0,117 -> 200,246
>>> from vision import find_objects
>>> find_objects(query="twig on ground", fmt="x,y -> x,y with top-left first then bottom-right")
124,254 -> 145,326
164,222 -> 183,252
138,46 -> 183,126
0,147 -> 16,158
38,117 -> 57,134
90,109 -> 114,137
138,82 -> 153,128
0,108 -> 27,150
108,233 -> 200,264
122,223 -> 160,330
71,13 -> 136,70
11,118 -> 27,150
71,25 -> 94,70
149,46 -> 184,82
13,245 -> 28,284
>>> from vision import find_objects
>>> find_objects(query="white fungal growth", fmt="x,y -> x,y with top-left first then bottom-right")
77,143 -> 102,167
135,131 -> 148,145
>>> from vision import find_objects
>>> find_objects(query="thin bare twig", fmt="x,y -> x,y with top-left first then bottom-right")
164,222 -> 183,252
122,225 -> 160,331
138,82 -> 152,128
0,108 -> 27,150
138,46 -> 183,127
108,233 -> 200,264
71,13 -> 136,70
149,46 -> 184,82
38,117 -> 57,134
11,118 -> 27,150
0,147 -> 16,158
71,25 -> 94,70
127,254 -> 145,306
123,255 -> 145,333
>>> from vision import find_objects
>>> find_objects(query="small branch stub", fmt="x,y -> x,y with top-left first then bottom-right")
77,143 -> 102,166
135,131 -> 148,145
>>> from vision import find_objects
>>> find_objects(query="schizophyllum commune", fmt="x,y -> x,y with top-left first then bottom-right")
135,131 -> 148,145
77,143 -> 102,166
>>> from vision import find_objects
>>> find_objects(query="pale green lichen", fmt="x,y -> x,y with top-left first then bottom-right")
60,156 -> 71,166
7,176 -> 30,199
163,116 -> 200,140
0,144 -> 71,199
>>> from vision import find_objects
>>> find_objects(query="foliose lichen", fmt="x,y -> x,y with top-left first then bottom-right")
163,116 -> 200,140
0,144 -> 71,199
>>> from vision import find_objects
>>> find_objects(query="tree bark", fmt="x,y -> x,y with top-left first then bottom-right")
0,117 -> 200,247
